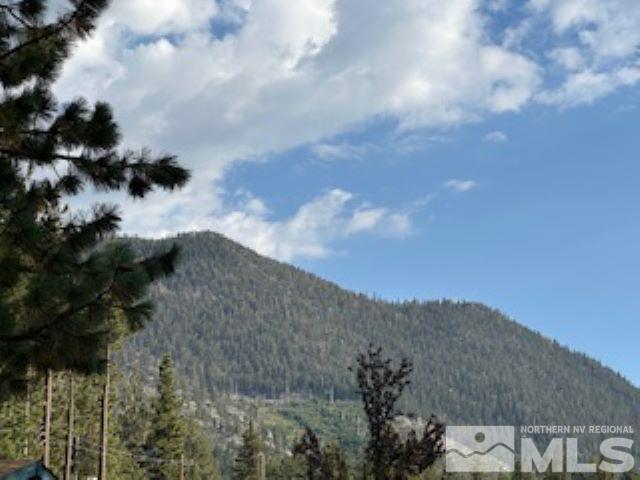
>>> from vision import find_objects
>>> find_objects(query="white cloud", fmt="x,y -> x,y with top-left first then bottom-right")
51,0 -> 640,260
530,0 -> 640,106
109,0 -> 217,34
311,142 -> 369,161
530,0 -> 640,60
548,47 -> 584,71
55,0 -> 541,166
537,67 -> 640,107
444,180 -> 478,193
207,189 -> 412,261
97,185 -> 414,261
484,131 -> 508,143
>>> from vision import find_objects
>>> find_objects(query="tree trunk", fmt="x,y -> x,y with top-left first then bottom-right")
43,369 -> 52,467
23,380 -> 30,457
179,452 -> 185,480
99,349 -> 110,480
64,373 -> 75,480
258,452 -> 266,480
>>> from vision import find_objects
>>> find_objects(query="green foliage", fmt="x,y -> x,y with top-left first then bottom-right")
0,369 -> 147,478
266,455 -> 306,480
293,428 -> 325,480
293,428 -> 352,480
270,399 -> 365,456
355,346 -> 444,480
119,371 -> 152,469
233,422 -> 264,480
118,232 -> 640,455
322,443 -> 352,480
147,354 -> 186,479
0,359 -> 219,479
185,419 -> 222,480
0,0 -> 189,396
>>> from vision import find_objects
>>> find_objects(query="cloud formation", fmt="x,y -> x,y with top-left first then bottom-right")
52,0 -> 640,260
444,180 -> 479,193
207,189 -> 411,261
531,0 -> 640,106
484,131 -> 509,143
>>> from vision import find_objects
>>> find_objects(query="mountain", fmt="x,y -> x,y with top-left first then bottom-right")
118,231 -> 639,433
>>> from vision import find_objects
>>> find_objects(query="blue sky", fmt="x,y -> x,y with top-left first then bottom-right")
228,87 -> 640,386
54,0 -> 640,385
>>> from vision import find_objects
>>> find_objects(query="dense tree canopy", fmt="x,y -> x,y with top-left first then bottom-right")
119,232 -> 640,443
0,0 -> 189,395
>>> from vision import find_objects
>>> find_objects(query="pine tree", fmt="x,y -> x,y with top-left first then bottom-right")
266,455 -> 306,480
118,371 -> 151,467
233,421 -> 263,480
0,0 -> 189,397
354,345 -> 445,480
292,428 -> 324,480
184,419 -> 222,480
147,354 -> 186,480
104,369 -> 147,480
322,443 -> 351,480
293,428 -> 352,480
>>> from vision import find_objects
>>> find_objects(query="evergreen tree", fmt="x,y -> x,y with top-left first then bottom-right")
266,455 -> 306,480
0,370 -> 103,476
233,421 -> 263,480
118,371 -> 152,467
293,428 -> 352,480
184,419 -> 222,480
322,443 -> 351,480
105,369 -> 147,480
147,354 -> 185,479
293,428 -> 324,480
354,345 -> 444,480
0,0 -> 189,397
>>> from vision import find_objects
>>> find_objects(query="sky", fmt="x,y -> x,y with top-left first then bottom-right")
53,0 -> 640,385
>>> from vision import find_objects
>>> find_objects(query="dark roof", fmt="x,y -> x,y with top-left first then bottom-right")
0,460 -> 34,476
0,459 -> 57,479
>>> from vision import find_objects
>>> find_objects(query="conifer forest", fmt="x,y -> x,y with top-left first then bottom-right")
0,1 -> 638,479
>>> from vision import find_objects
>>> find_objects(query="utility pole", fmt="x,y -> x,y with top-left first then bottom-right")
64,373 -> 75,480
99,348 -> 110,480
43,369 -> 52,467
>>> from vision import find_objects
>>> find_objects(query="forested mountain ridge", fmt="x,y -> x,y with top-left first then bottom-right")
118,231 -> 639,432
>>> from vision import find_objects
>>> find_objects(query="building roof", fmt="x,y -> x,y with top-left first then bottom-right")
0,459 -> 57,479
0,461 -> 33,476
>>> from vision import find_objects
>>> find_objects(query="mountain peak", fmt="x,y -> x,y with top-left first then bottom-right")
120,231 -> 639,435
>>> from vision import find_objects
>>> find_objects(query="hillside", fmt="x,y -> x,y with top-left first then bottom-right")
118,231 -> 640,433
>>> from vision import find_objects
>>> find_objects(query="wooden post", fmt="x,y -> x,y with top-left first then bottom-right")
64,373 -> 75,480
179,452 -> 185,480
99,348 -> 110,480
43,369 -> 52,467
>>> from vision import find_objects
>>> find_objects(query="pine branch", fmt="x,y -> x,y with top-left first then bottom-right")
0,245 -> 178,343
0,4 -> 36,30
0,0 -> 95,63
0,269 -> 119,342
